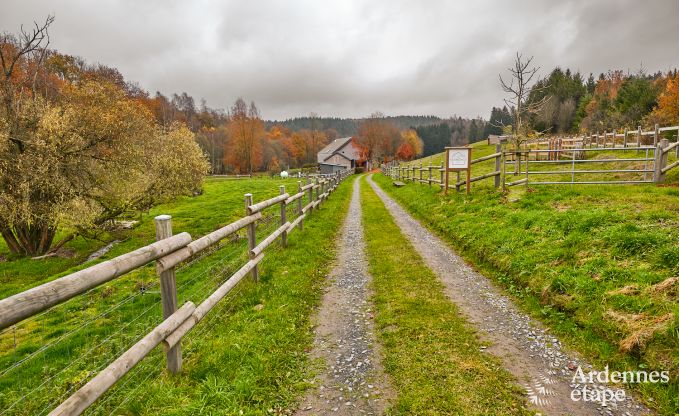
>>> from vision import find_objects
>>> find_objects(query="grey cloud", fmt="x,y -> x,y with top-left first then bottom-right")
1,0 -> 677,120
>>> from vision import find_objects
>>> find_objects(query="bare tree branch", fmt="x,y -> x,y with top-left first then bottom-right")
498,52 -> 549,149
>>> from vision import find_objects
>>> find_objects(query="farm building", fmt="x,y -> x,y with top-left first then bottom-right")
317,137 -> 360,174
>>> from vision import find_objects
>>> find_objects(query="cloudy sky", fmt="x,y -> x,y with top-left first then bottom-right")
2,1 -> 678,120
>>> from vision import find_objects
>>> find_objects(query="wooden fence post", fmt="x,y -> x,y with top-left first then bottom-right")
654,139 -> 669,183
439,161 -> 444,189
297,181 -> 304,231
654,124 -> 659,147
501,147 -> 507,190
244,194 -> 259,282
306,177 -> 313,213
315,178 -> 320,207
154,215 -> 182,374
623,130 -> 628,148
279,185 -> 287,247
428,165 -> 433,186
494,143 -> 502,188
638,125 -> 642,147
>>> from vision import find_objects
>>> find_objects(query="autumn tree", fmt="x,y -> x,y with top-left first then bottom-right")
297,128 -> 328,164
1,81 -> 208,256
357,112 -> 400,162
648,72 -> 679,125
0,18 -> 208,256
224,98 -> 264,174
396,129 -> 423,160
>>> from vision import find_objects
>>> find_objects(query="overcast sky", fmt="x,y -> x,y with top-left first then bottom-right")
2,1 -> 678,120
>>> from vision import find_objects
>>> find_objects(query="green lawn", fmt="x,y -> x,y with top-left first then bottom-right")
372,170 -> 678,414
0,176 -> 352,415
0,177 -> 310,298
360,177 -> 531,415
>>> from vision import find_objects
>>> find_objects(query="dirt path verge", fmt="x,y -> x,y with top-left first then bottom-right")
367,175 -> 651,416
295,177 -> 393,415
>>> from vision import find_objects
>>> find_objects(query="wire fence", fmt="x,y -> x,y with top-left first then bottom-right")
0,169 -> 352,416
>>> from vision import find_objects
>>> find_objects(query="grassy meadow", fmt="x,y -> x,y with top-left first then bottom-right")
407,138 -> 679,186
0,176 -> 352,415
375,142 -> 679,413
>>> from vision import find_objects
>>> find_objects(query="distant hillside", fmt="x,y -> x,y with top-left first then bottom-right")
265,115 -> 445,136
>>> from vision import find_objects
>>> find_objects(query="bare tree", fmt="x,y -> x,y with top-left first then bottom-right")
0,15 -> 54,152
499,53 -> 548,149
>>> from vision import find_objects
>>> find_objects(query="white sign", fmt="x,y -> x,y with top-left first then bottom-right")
447,148 -> 469,169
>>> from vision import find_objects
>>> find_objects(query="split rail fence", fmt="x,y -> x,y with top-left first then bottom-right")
383,144 -> 503,192
383,124 -> 678,190
0,168 -> 352,416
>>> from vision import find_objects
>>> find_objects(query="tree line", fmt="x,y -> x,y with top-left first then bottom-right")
167,107 -> 487,174
486,57 -> 679,142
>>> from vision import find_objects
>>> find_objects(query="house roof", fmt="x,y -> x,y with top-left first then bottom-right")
317,137 -> 356,163
324,152 -> 352,162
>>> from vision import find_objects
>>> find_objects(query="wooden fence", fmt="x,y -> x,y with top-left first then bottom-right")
383,144 -> 503,191
382,134 -> 678,191
0,168 -> 352,416
494,124 -> 679,159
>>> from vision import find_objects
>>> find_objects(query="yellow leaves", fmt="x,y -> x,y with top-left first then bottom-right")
400,129 -> 423,156
650,73 -> 679,125
1,78 -> 209,233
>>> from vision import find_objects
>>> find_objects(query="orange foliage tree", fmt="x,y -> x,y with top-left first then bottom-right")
399,129 -> 423,160
224,98 -> 264,174
649,72 -> 679,125
396,143 -> 415,160
357,112 -> 400,162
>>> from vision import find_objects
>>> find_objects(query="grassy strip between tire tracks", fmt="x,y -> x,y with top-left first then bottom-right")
360,176 -> 531,415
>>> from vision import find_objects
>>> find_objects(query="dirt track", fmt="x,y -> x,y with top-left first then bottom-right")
295,177 -> 393,415
366,174 -> 651,416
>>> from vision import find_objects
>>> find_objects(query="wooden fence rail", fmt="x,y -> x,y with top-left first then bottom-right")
499,124 -> 679,159
382,133 -> 678,192
0,168 -> 353,416
383,144 -> 503,191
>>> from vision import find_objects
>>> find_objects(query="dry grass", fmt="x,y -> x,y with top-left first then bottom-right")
605,310 -> 675,352
647,276 -> 678,296
607,285 -> 640,296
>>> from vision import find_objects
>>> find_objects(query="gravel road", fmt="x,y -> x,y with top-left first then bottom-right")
295,177 -> 393,415
367,174 -> 651,416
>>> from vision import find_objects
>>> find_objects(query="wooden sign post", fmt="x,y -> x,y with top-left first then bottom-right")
444,147 -> 472,195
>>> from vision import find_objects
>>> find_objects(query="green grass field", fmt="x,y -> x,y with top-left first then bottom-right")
360,177 -> 531,415
0,176 -> 352,415
374,152 -> 679,414
0,177 -> 312,297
